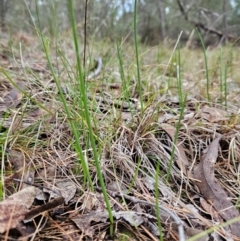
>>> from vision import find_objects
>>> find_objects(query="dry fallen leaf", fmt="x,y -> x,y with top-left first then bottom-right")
71,211 -> 109,238
0,186 -> 37,233
43,181 -> 76,204
193,137 -> 240,238
55,181 -> 76,204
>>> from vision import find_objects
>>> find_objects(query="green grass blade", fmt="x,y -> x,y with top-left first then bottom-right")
35,2 -> 93,189
134,0 -> 143,113
196,28 -> 210,102
68,0 -> 114,235
166,94 -> 187,182
224,63 -> 228,109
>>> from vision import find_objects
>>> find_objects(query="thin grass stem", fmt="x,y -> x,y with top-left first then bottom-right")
166,94 -> 187,182
68,0 -> 114,235
224,63 -> 228,109
134,0 -> 143,113
196,28 -> 210,102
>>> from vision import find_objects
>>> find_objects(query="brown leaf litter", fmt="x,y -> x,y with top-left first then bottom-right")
1,40 -> 240,241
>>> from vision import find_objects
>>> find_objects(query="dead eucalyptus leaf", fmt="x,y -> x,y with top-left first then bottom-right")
0,186 -> 37,233
71,211 -> 108,238
193,137 -> 240,238
55,181 -> 76,204
43,181 -> 76,204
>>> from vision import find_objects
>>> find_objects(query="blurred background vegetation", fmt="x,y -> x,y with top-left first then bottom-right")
0,0 -> 240,47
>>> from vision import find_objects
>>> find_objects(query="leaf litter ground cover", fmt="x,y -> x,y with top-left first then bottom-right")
1,34 -> 240,240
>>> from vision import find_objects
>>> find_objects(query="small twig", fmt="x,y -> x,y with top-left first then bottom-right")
24,196 -> 64,221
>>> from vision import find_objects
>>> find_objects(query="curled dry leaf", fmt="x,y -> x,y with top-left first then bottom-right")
0,186 -> 37,233
193,137 -> 240,238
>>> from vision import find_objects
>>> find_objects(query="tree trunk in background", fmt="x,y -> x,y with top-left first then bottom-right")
0,0 -> 7,31
222,0 -> 227,44
157,0 -> 166,41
